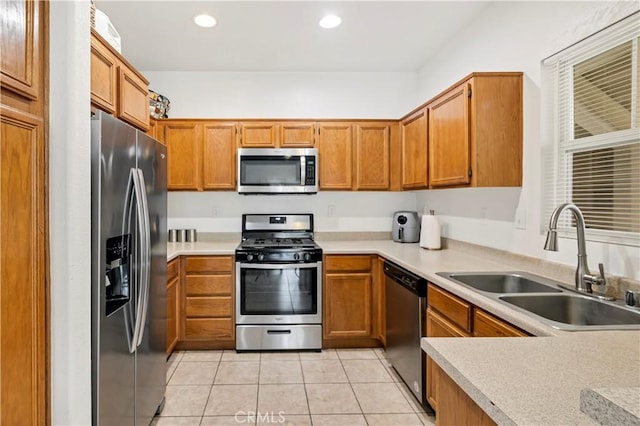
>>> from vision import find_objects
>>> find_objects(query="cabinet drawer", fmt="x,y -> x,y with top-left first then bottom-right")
426,308 -> 470,338
185,318 -> 234,339
428,284 -> 472,333
186,297 -> 232,318
325,255 -> 372,272
186,275 -> 232,296
185,256 -> 234,273
473,309 -> 528,337
167,258 -> 179,282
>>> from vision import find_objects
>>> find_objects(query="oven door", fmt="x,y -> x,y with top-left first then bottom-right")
236,262 -> 322,325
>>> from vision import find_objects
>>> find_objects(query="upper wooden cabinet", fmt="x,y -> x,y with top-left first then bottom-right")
238,121 -> 316,147
318,123 -> 353,190
427,73 -> 522,188
354,123 -> 391,190
90,29 -> 150,131
158,120 -> 238,191
401,108 -> 428,189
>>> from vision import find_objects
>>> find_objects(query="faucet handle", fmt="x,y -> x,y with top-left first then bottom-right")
597,263 -> 606,285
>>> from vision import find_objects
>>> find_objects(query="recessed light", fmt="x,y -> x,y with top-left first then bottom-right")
194,14 -> 216,28
319,15 -> 341,29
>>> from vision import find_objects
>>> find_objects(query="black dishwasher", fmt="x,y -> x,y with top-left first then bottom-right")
384,261 -> 433,413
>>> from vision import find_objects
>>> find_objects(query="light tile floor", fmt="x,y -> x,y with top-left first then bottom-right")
153,348 -> 436,426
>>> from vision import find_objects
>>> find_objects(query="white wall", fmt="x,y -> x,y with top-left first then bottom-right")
49,1 -> 92,424
415,1 -> 640,280
143,71 -> 418,118
168,191 -> 417,233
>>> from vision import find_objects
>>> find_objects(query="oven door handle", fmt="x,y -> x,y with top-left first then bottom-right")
238,262 -> 320,270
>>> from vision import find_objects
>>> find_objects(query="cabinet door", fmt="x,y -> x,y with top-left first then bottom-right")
437,366 -> 497,426
324,273 -> 372,338
166,276 -> 179,355
0,108 -> 46,425
280,122 -> 316,147
164,122 -> 202,190
428,82 -> 471,187
473,309 -> 527,337
318,123 -> 353,190
0,0 -> 40,101
354,123 -> 390,190
90,34 -> 117,113
401,108 -> 428,189
239,122 -> 277,147
117,66 -> 149,131
202,122 -> 237,190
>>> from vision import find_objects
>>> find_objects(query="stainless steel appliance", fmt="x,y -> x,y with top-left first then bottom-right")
91,111 -> 167,425
235,214 -> 323,350
392,211 -> 421,243
237,148 -> 318,194
384,261 -> 433,413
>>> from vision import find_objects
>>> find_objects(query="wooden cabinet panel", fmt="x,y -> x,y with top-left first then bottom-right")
428,284 -> 472,333
202,123 -> 237,190
473,309 -> 528,337
354,123 -> 390,190
185,275 -> 232,296
90,35 -> 117,113
186,297 -> 233,317
167,276 -> 179,355
401,108 -> 428,189
185,318 -> 234,339
240,122 -> 277,147
428,82 -> 470,187
318,123 -> 353,190
185,256 -> 234,273
325,255 -> 372,272
167,258 -> 179,282
117,66 -> 150,131
164,122 -> 202,190
324,273 -> 372,338
0,0 -> 39,100
436,366 -> 497,426
280,122 -> 315,147
0,108 -> 46,425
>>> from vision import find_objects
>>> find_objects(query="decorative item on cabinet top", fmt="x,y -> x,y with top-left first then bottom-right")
149,90 -> 170,119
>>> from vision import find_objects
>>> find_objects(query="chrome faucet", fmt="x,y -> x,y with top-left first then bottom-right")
544,203 -> 609,297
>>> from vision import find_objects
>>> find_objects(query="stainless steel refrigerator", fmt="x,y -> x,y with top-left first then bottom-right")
91,111 -> 167,425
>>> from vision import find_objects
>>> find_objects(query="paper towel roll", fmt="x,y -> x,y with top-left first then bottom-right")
420,210 -> 441,250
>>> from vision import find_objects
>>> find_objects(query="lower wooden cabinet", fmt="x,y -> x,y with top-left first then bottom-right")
166,258 -> 180,355
179,255 -> 235,349
323,255 -> 381,347
473,308 -> 527,337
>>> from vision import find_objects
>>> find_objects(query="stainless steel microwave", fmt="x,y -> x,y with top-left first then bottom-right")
237,148 -> 318,194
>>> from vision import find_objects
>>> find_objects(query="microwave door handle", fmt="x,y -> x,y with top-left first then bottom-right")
300,155 -> 306,185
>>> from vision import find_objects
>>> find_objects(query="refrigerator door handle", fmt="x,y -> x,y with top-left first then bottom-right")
131,168 -> 149,349
122,168 -> 137,354
135,168 -> 151,347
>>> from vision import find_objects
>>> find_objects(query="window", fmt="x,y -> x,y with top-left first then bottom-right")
542,12 -> 640,246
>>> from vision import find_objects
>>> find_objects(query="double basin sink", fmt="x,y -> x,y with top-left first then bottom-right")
436,271 -> 640,331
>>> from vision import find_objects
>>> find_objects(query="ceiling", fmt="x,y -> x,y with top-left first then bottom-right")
96,1 -> 492,72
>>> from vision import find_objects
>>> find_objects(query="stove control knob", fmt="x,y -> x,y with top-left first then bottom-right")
303,253 -> 311,261
293,253 -> 300,261
246,253 -> 254,262
257,253 -> 265,262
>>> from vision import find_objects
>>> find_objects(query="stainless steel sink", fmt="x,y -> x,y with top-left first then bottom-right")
436,271 -> 563,294
499,294 -> 640,330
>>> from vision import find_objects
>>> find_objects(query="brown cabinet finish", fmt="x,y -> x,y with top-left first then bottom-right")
325,255 -> 372,272
166,258 -> 180,355
354,123 -> 391,190
427,284 -> 472,333
427,73 -> 522,188
180,256 -> 235,347
280,122 -> 316,147
473,309 -> 528,337
318,123 -> 353,190
401,108 -> 428,189
163,122 -> 202,190
202,122 -> 237,190
0,0 -> 48,423
239,122 -> 277,147
90,29 -> 150,131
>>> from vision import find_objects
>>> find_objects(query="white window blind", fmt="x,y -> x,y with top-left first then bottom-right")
542,12 -> 640,247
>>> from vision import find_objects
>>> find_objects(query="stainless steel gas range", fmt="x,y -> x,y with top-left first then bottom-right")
235,214 -> 322,351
